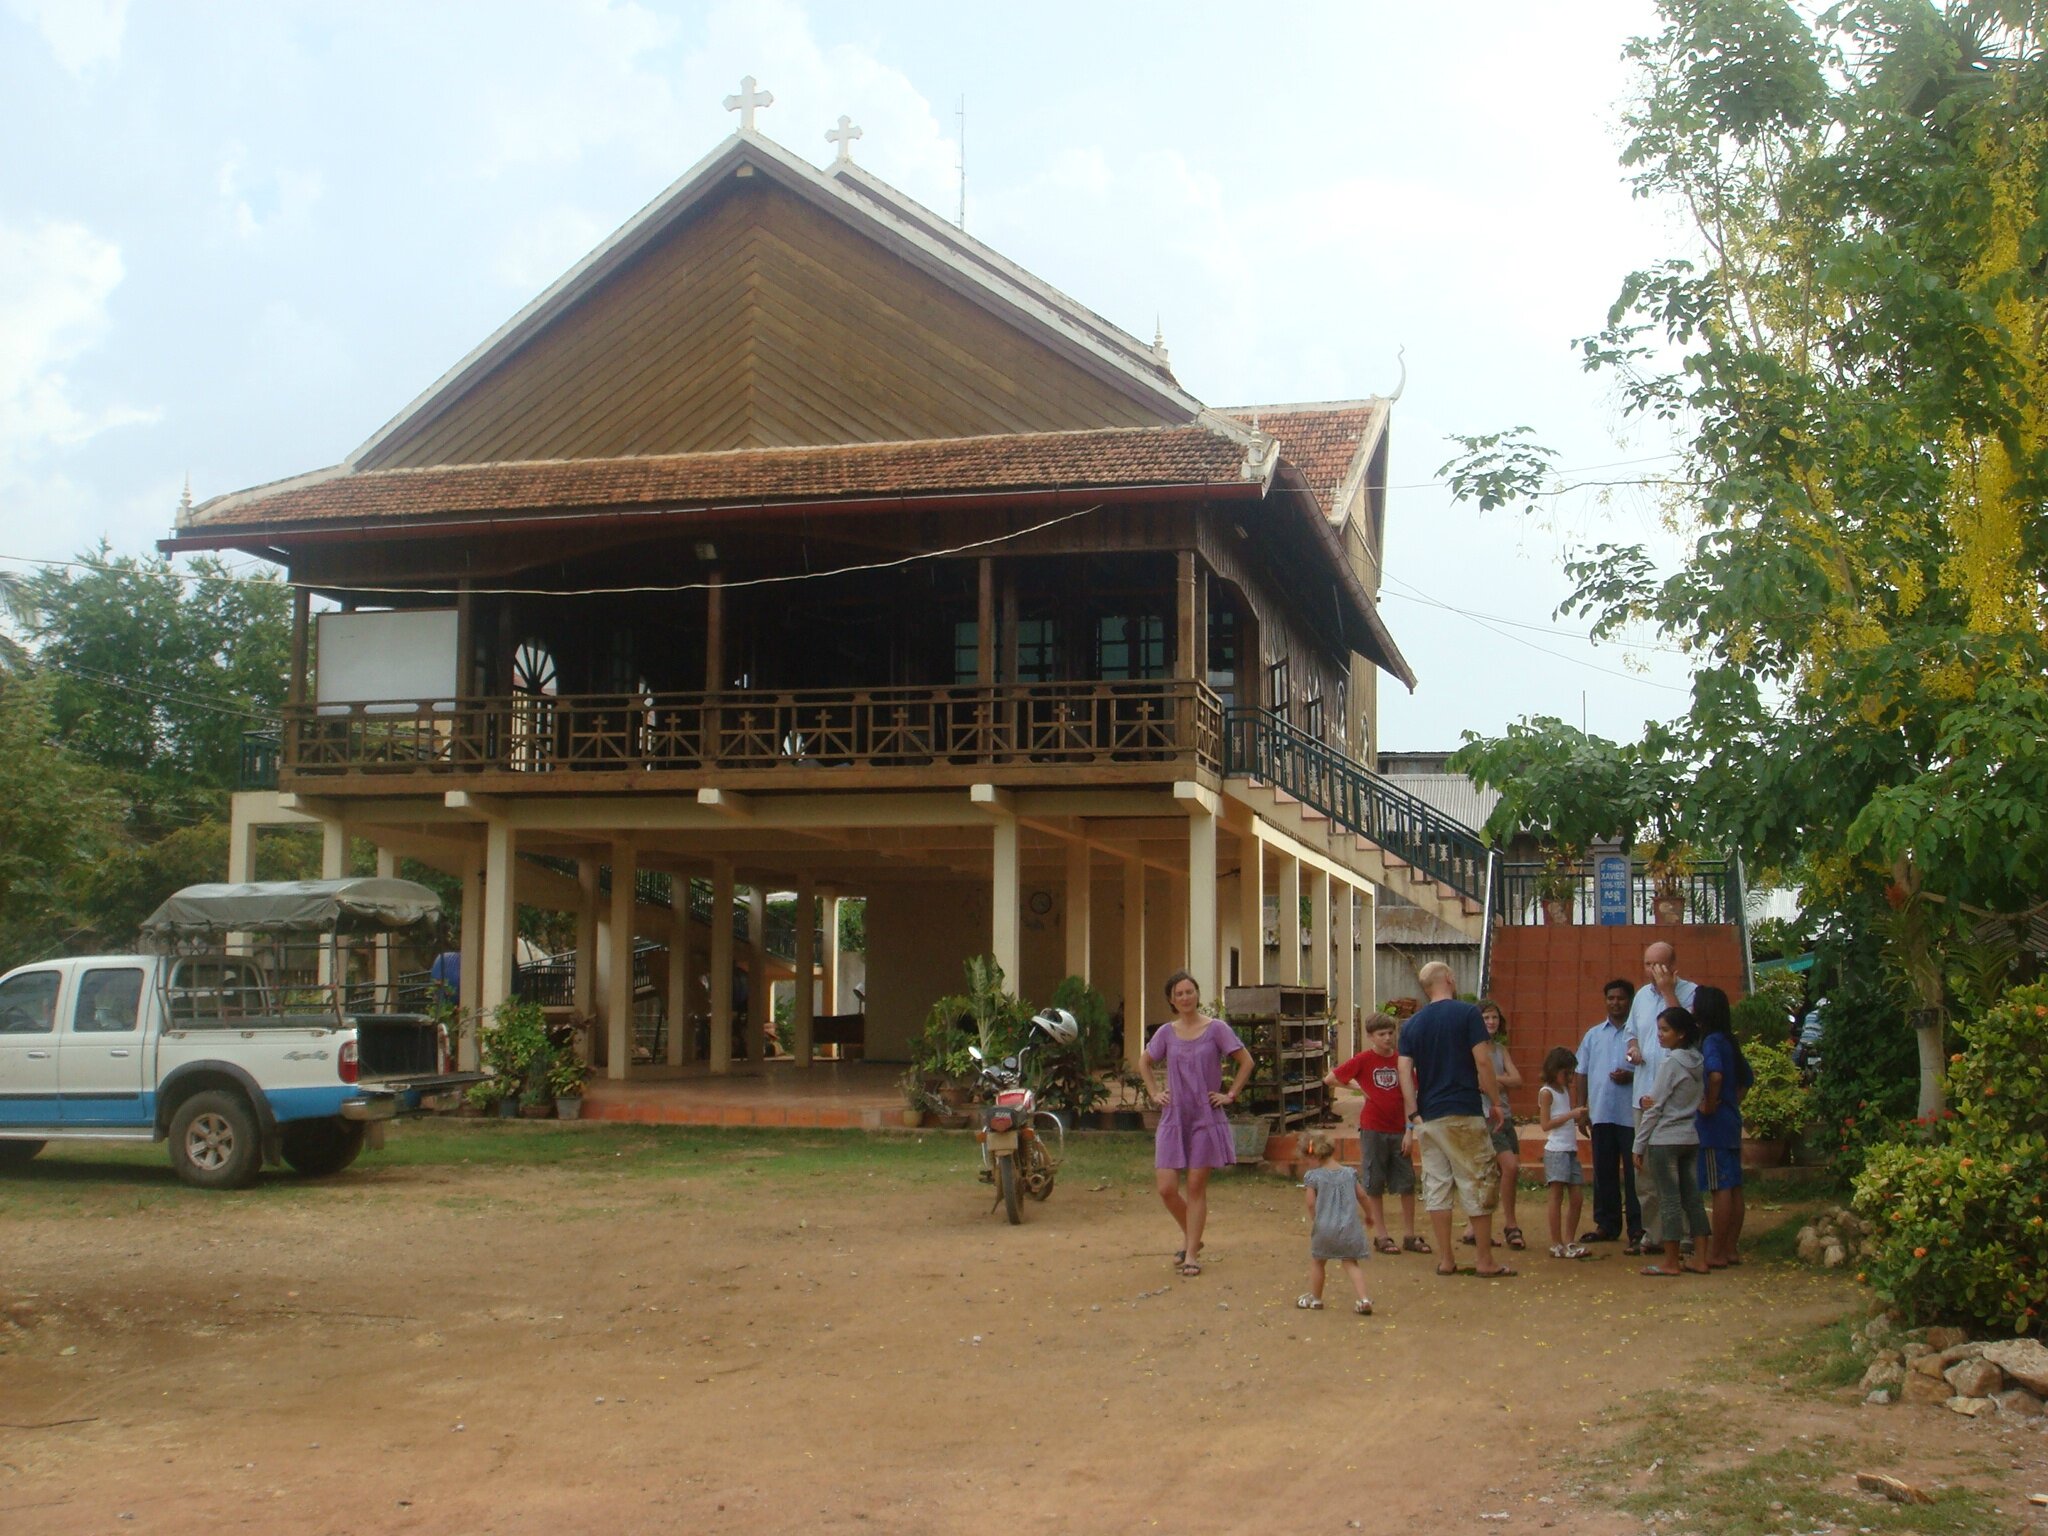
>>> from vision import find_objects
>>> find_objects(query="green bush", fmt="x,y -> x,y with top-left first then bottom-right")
477,996 -> 548,1103
1738,1041 -> 1809,1141
1730,991 -> 1789,1047
1035,975 -> 1113,1121
1808,940 -> 1920,1182
1852,984 -> 2048,1336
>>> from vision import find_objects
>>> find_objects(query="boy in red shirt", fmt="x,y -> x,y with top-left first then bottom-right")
1326,1013 -> 1429,1254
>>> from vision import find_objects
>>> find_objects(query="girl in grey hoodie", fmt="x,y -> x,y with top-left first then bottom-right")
1632,1007 -> 1710,1276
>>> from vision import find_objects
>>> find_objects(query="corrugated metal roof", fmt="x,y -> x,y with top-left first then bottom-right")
1385,771 -> 1498,832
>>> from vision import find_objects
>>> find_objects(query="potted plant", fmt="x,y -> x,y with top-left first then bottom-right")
896,1067 -> 932,1128
549,1052 -> 590,1120
477,997 -> 548,1119
1738,1040 -> 1809,1167
1040,975 -> 1113,1128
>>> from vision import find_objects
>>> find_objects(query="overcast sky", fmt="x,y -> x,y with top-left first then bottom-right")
0,0 -> 1697,750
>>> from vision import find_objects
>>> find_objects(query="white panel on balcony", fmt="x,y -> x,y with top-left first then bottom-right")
315,609 -> 458,715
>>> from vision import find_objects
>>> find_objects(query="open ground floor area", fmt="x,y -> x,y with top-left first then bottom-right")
3,1125 -> 2042,1535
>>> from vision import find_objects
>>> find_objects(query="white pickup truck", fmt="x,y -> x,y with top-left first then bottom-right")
0,878 -> 482,1189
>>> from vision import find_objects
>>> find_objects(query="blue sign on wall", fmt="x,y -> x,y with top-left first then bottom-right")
1595,854 -> 1631,926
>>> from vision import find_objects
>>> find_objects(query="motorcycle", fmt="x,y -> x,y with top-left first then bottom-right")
971,1007 -> 1076,1225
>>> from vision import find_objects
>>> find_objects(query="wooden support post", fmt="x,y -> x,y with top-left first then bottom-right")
705,570 -> 725,761
1237,831 -> 1264,987
1176,550 -> 1198,680
1358,886 -> 1377,1018
745,887 -> 768,1063
821,895 -> 842,1018
1335,881 -> 1358,1056
666,899 -> 690,1067
573,860 -> 600,1024
709,860 -> 735,1074
480,819 -> 517,1019
458,852 -> 483,1069
317,819 -> 348,986
605,840 -> 636,1081
793,877 -> 815,1067
1187,803 -> 1217,1005
373,846 -> 398,1007
1122,857 -> 1146,1070
1063,839 -> 1091,984
977,557 -> 995,686
991,814 -> 1020,987
1309,866 -> 1331,997
1277,851 -> 1302,986
1000,572 -> 1019,684
228,800 -> 257,883
288,584 -> 311,709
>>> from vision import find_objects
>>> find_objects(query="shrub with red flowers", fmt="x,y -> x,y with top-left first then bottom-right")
1852,985 -> 2048,1336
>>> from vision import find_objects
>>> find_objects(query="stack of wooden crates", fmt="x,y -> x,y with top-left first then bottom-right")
1222,984 -> 1337,1132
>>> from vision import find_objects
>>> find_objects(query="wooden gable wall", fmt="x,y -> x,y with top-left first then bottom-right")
362,179 -> 1180,470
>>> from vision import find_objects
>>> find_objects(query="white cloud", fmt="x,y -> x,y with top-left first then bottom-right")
215,143 -> 325,240
0,217 -> 155,485
468,0 -> 684,176
6,0 -> 125,75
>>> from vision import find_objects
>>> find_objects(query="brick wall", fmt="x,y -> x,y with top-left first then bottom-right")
1485,924 -> 1747,1118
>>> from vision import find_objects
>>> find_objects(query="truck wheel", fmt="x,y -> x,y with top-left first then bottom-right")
0,1140 -> 44,1170
169,1090 -> 262,1190
281,1118 -> 366,1178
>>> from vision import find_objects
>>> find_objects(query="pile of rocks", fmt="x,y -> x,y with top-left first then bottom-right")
1795,1206 -> 1868,1268
1854,1317 -> 2048,1421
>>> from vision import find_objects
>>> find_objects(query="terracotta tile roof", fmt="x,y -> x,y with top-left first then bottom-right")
1217,402 -> 1384,511
183,426 -> 1256,532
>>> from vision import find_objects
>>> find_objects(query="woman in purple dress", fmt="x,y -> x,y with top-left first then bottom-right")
1137,971 -> 1253,1277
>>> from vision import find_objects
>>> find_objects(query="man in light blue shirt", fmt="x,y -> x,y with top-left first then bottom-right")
1627,941 -> 1699,1117
1576,979 -> 1643,1244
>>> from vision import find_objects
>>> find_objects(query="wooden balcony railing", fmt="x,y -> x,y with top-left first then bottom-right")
281,680 -> 1224,784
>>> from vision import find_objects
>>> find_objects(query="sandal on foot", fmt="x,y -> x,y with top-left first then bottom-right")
1402,1236 -> 1434,1255
1354,1298 -> 1374,1316
1639,1265 -> 1682,1277
1470,1265 -> 1519,1277
1504,1226 -> 1527,1250
1435,1263 -> 1462,1277
1373,1236 -> 1400,1255
1178,1261 -> 1202,1277
1561,1243 -> 1589,1259
1295,1293 -> 1324,1309
1548,1243 -> 1574,1259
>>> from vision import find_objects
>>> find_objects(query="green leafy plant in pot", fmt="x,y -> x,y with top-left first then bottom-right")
478,997 -> 548,1117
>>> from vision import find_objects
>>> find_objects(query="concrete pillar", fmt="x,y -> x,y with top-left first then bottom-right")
793,877 -> 816,1067
666,898 -> 691,1067
1276,851 -> 1302,986
1358,887 -> 1378,1017
821,895 -> 842,1018
573,859 -> 600,1023
991,815 -> 1020,988
1309,866 -> 1331,997
1122,857 -> 1146,1070
1063,839 -> 1091,984
606,840 -> 636,1081
320,819 -> 347,879
709,860 -> 735,1074
480,819 -> 517,1018
1187,806 -> 1217,1006
745,887 -> 768,1062
227,798 -> 258,882
1237,832 -> 1263,988
458,852 -> 483,1070
1335,880 -> 1358,1056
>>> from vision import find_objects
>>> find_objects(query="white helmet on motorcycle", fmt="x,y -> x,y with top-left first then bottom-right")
1030,1006 -> 1079,1046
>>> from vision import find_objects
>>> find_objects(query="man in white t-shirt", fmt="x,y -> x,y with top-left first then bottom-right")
1626,940 -> 1698,1120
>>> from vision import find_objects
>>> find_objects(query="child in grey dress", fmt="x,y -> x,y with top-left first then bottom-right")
1298,1131 -> 1374,1315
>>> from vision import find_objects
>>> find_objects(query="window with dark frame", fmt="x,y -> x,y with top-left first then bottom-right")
952,620 -> 979,685
1304,695 -> 1324,741
1016,617 -> 1059,683
1266,658 -> 1291,721
1096,615 -> 1165,680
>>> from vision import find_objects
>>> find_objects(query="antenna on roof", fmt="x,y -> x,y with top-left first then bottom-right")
955,95 -> 967,229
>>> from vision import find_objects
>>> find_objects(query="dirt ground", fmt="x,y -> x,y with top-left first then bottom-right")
2,1125 -> 2043,1535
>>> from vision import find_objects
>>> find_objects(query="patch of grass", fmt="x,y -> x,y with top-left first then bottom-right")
1610,1434 -> 1998,1535
1757,1316 -> 1868,1393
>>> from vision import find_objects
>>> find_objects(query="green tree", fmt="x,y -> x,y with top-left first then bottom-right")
1444,0 -> 2048,1116
22,547 -> 289,818
0,677 -> 118,965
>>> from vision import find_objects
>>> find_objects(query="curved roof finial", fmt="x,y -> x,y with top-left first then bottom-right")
1384,344 -> 1407,403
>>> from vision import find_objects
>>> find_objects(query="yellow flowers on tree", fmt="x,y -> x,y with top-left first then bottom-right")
1444,1 -> 2048,1118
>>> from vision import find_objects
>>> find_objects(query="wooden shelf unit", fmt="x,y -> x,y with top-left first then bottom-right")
1223,985 -> 1337,1131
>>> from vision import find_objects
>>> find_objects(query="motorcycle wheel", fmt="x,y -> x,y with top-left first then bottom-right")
998,1153 -> 1022,1225
1021,1135 -> 1055,1201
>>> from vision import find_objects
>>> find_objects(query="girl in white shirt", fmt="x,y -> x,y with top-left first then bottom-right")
1537,1047 -> 1591,1259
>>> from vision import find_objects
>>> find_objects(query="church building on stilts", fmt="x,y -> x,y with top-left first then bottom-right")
168,83 -> 1490,1110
